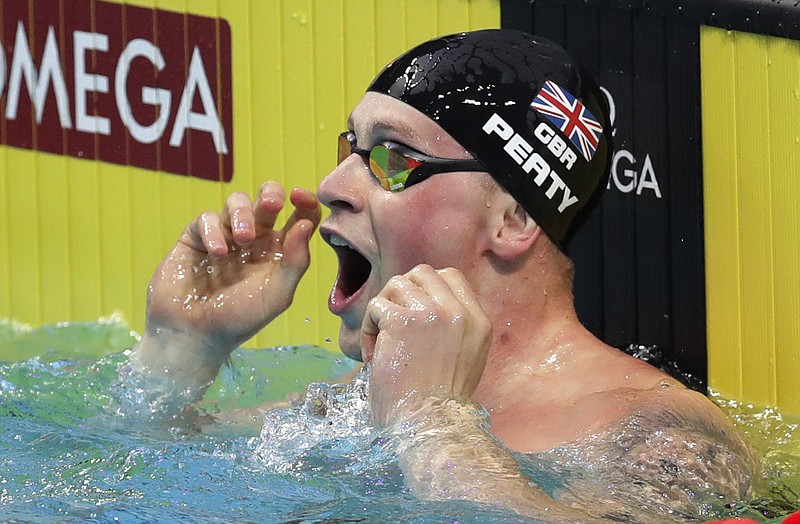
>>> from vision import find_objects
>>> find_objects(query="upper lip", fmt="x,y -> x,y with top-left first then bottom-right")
320,225 -> 356,252
319,223 -> 374,271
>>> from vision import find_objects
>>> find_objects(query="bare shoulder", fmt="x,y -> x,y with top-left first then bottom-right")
594,379 -> 758,495
624,378 -> 749,449
578,346 -> 745,443
539,381 -> 759,521
492,343 -> 754,469
584,374 -> 755,463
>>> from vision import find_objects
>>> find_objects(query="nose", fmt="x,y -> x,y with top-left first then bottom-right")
317,154 -> 371,213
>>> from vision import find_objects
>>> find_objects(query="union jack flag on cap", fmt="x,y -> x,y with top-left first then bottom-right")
531,80 -> 604,162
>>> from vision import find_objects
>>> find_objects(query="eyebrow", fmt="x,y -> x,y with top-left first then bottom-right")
370,120 -> 418,142
347,111 -> 420,143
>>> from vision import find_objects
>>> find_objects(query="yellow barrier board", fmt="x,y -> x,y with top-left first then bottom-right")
0,0 -> 500,350
702,26 -> 800,416
2,1 -> 799,420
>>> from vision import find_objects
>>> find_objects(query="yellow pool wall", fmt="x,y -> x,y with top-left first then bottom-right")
1,2 -> 799,417
702,26 -> 800,416
0,0 -> 501,352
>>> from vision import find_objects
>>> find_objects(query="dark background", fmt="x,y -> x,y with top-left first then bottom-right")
502,0 -> 706,387
500,0 -> 800,390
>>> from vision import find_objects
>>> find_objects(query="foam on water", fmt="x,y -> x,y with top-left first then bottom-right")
252,366 -> 378,472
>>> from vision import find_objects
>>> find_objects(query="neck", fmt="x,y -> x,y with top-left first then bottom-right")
469,243 -> 590,411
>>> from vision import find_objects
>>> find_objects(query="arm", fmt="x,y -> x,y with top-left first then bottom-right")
550,390 -> 758,522
130,182 -> 322,402
387,397 -> 605,523
362,266 -> 758,521
362,265 -> 605,523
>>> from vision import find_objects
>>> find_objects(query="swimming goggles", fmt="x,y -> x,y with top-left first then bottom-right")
337,131 -> 485,192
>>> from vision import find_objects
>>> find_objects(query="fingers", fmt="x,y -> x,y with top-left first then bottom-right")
266,186 -> 321,285
182,211 -> 230,256
401,265 -> 479,316
361,295 -> 393,363
381,274 -> 433,312
370,265 -> 474,322
287,186 -> 323,230
376,265 -> 490,346
222,192 -> 257,245
361,265 -> 482,362
362,265 -> 492,423
250,182 -> 322,246
181,191 -> 261,256
407,266 -> 460,309
179,182 -> 319,259
428,267 -> 485,319
254,181 -> 286,232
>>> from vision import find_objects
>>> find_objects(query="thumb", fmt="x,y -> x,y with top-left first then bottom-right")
276,219 -> 315,277
361,296 -> 388,363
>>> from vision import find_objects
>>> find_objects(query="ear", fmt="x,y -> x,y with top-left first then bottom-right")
488,201 -> 542,260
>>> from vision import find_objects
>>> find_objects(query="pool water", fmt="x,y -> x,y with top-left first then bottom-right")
0,319 -> 798,523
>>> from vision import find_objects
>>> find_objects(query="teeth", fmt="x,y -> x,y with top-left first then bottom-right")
328,234 -> 352,248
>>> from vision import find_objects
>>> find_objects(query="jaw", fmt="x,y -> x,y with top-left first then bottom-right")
337,322 -> 363,362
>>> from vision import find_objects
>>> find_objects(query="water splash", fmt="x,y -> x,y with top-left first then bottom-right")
714,391 -> 800,518
251,366 -> 378,473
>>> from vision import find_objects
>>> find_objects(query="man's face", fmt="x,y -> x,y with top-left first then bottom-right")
317,92 -> 498,361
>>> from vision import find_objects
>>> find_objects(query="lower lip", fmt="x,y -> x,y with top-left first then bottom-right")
327,277 -> 366,316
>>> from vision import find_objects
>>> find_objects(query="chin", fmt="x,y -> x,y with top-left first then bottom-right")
338,325 -> 363,362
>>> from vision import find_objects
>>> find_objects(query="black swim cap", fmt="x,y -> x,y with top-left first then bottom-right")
368,29 -> 612,246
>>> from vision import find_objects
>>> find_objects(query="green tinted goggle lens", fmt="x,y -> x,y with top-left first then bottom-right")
367,145 -> 421,191
337,132 -> 421,192
337,131 -> 484,192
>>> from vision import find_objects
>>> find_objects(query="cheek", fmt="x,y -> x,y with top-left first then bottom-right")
376,191 -> 478,273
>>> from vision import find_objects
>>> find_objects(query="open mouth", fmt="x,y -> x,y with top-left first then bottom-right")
326,233 -> 372,312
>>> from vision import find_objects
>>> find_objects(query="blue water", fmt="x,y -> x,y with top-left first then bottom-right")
0,320 -> 541,523
0,320 -> 798,523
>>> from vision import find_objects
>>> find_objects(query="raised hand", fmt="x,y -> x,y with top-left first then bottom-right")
132,182 -> 321,389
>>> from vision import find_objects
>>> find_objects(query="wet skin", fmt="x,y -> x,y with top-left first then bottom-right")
133,92 -> 746,449
318,92 -> 501,363
131,91 -> 756,522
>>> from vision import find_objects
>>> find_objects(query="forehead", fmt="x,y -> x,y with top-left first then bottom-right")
348,92 -> 468,158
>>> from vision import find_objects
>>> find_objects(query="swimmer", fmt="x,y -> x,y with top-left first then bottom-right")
131,30 -> 756,522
